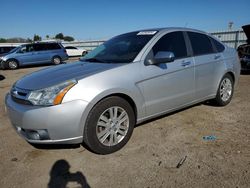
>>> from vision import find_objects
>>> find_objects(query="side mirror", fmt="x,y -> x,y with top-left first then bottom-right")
146,51 -> 175,65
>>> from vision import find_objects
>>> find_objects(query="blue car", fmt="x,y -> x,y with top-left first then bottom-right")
0,42 -> 68,69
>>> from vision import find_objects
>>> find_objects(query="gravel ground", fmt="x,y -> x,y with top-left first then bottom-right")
0,60 -> 249,188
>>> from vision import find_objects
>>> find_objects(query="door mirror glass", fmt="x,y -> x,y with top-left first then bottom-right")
147,51 -> 175,65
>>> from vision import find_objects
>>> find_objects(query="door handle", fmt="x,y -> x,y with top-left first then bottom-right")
181,61 -> 191,67
214,54 -> 221,60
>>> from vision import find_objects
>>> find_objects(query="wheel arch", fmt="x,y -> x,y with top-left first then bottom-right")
101,93 -> 138,121
78,90 -> 140,136
7,58 -> 19,64
226,71 -> 235,84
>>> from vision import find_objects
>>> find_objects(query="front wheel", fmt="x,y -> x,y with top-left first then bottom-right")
213,74 -> 234,106
83,96 -> 135,154
7,59 -> 19,70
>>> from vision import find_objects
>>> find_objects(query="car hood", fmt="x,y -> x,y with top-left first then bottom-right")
15,61 -> 124,90
242,24 -> 250,43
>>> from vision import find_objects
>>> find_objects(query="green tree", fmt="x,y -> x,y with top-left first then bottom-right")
46,35 -> 50,39
26,38 -> 33,42
33,34 -> 41,41
63,36 -> 74,42
0,38 -> 7,43
55,33 -> 64,40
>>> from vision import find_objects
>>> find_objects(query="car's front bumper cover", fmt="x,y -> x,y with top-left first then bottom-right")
5,93 -> 89,144
0,59 -> 6,69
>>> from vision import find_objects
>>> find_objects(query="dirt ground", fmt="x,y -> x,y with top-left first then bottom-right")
0,60 -> 249,188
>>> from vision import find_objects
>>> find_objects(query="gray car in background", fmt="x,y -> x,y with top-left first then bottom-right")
5,28 -> 240,154
0,42 -> 68,69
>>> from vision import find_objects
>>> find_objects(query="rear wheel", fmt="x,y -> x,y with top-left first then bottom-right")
82,51 -> 88,56
213,74 -> 234,106
83,96 -> 135,154
7,59 -> 19,70
52,56 -> 61,65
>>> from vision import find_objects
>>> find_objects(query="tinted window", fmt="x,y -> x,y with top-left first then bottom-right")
33,44 -> 47,51
152,31 -> 187,59
24,45 -> 34,52
187,32 -> 213,56
65,46 -> 77,49
209,37 -> 225,52
47,43 -> 61,50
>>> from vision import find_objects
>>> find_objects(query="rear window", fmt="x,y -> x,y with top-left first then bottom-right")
209,37 -> 225,52
187,32 -> 214,56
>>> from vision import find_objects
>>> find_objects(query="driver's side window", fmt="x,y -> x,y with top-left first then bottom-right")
19,46 -> 27,53
151,31 -> 188,60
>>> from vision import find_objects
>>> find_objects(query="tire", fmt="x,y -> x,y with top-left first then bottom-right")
52,56 -> 61,65
213,74 -> 234,106
83,96 -> 135,154
7,59 -> 19,70
82,51 -> 88,57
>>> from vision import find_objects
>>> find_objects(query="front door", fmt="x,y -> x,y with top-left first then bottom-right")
140,31 -> 195,117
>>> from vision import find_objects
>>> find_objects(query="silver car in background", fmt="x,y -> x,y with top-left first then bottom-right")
5,28 -> 240,154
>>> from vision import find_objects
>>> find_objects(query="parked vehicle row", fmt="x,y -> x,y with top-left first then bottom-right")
0,43 -> 89,70
5,27 -> 240,154
0,42 -> 68,69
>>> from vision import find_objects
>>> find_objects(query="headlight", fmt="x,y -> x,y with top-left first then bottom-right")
27,79 -> 77,106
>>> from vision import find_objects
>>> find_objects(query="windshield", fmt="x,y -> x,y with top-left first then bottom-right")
8,46 -> 22,53
81,31 -> 157,63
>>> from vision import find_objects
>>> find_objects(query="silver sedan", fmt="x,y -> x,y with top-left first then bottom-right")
5,28 -> 240,154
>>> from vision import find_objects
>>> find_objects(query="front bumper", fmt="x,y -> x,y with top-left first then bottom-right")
5,93 -> 89,144
0,59 -> 6,69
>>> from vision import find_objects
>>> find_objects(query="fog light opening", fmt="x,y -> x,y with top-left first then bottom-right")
24,129 -> 50,140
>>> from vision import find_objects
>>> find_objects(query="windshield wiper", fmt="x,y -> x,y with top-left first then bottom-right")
80,58 -> 107,63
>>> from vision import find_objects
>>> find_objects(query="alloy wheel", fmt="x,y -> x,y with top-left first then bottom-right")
96,106 -> 129,146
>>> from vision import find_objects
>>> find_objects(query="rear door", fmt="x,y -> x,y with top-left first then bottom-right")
140,31 -> 195,116
186,32 -> 223,99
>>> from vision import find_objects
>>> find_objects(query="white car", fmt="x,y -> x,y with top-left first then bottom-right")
64,46 -> 88,57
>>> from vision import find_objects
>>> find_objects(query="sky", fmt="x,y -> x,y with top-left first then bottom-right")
1,0 -> 250,40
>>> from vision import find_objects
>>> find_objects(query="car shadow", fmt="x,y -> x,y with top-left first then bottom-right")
48,159 -> 90,188
135,100 -> 221,128
31,143 -> 81,150
241,70 -> 250,75
0,62 -> 69,70
135,102 -> 203,128
0,74 -> 6,81
17,62 -> 68,70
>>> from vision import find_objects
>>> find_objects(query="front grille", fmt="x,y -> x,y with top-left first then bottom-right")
11,86 -> 32,105
11,95 -> 33,105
